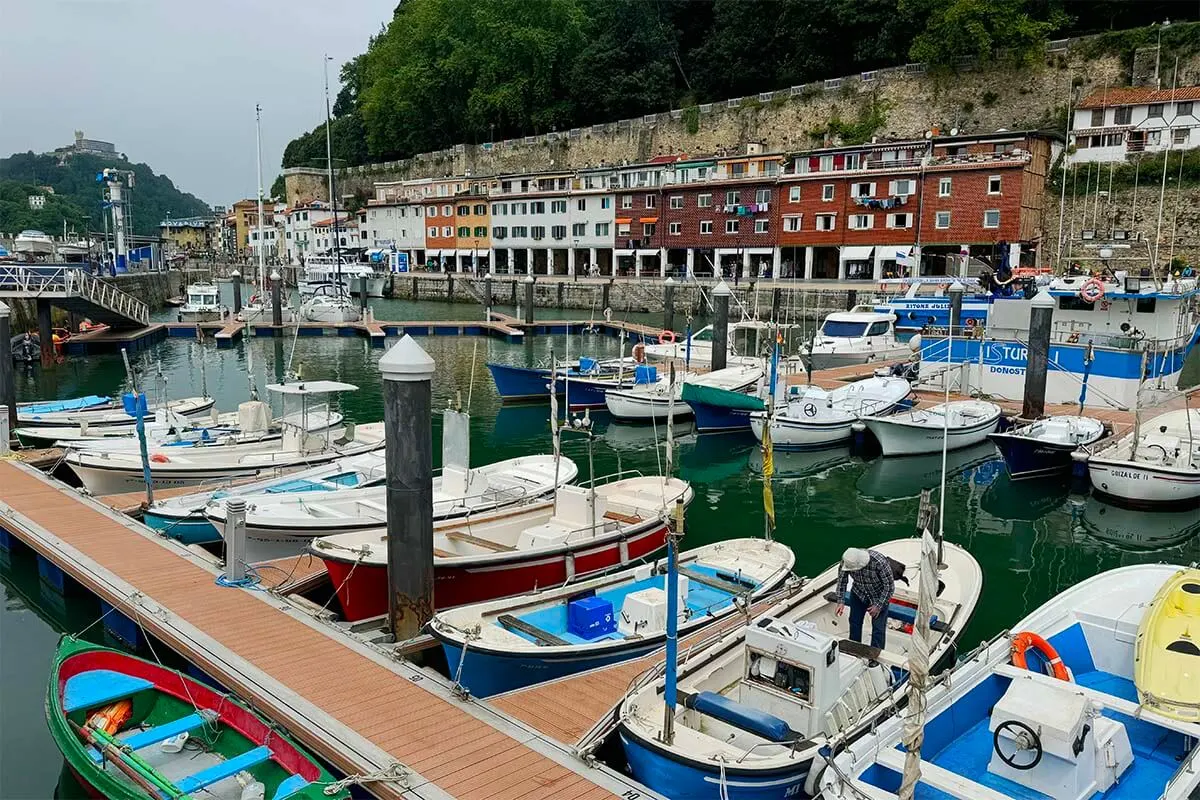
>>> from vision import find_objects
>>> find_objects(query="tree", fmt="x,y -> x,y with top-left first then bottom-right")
270,174 -> 286,200
903,0 -> 1069,68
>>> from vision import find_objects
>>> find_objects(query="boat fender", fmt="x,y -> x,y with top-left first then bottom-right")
803,749 -> 831,797
632,343 -> 646,364
1079,278 -> 1105,303
87,700 -> 132,735
150,454 -> 170,463
658,329 -> 677,344
1011,631 -> 1070,681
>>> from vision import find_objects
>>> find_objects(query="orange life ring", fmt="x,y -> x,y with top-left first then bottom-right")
1080,278 -> 1105,304
1011,631 -> 1070,681
150,453 -> 170,463
632,342 -> 646,364
658,329 -> 677,344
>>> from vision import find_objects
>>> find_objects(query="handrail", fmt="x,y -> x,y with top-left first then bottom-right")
0,266 -> 149,325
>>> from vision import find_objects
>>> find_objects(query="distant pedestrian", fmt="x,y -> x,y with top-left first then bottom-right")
835,547 -> 895,651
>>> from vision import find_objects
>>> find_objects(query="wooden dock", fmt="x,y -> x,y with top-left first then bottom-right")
0,461 -> 662,800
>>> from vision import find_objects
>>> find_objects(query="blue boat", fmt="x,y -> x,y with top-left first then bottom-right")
680,380 -> 766,433
487,357 -> 629,403
429,538 -> 795,698
989,415 -> 1108,480
17,395 -> 114,415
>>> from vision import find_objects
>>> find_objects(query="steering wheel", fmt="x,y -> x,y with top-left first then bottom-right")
1144,443 -> 1170,461
993,720 -> 1043,770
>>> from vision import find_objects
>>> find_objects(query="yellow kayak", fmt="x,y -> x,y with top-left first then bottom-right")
1134,567 -> 1200,721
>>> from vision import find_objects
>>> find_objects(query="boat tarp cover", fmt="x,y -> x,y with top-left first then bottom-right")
686,690 -> 795,743
682,382 -> 765,412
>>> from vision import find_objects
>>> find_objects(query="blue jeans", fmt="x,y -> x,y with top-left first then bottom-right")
849,592 -> 888,650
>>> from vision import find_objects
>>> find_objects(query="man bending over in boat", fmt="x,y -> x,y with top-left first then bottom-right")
835,547 -> 895,651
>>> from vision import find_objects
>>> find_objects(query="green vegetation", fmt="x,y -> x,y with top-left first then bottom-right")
1053,149 -> 1200,193
269,175 -> 286,200
0,152 -> 208,237
282,1 -> 1199,169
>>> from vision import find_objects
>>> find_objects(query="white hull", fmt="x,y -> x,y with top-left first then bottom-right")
750,376 -> 912,450
750,414 -> 853,449
17,396 -> 215,429
1087,407 -> 1200,506
805,344 -> 911,370
604,391 -> 693,421
1088,458 -> 1200,505
863,401 -> 1001,456
300,298 -> 361,323
178,308 -> 226,322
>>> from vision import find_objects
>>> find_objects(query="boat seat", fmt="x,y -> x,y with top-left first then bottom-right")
678,566 -> 752,596
272,775 -> 311,800
603,510 -> 643,525
172,745 -> 272,796
90,711 -> 215,763
64,670 -> 154,713
433,547 -> 455,558
354,498 -> 387,515
498,614 -> 570,646
838,639 -> 907,669
443,530 -> 514,552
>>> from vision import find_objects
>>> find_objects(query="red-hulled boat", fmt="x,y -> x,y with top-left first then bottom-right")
309,475 -> 693,621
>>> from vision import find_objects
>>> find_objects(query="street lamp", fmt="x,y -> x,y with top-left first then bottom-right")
1156,19 -> 1171,90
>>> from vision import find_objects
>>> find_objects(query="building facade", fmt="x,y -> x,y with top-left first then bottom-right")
1069,87 -> 1200,164
159,217 -> 212,253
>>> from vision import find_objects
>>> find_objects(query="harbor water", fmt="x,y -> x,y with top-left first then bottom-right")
3,299 -> 1199,799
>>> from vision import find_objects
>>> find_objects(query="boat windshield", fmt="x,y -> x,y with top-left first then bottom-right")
821,320 -> 869,337
690,329 -> 714,342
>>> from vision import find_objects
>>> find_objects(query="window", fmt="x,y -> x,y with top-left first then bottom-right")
938,177 -> 952,197
819,155 -> 834,171
783,215 -> 802,232
601,197 -> 612,209
987,175 -> 1002,195
531,226 -> 546,240
849,214 -> 873,230
474,226 -> 486,237
512,226 -> 528,237
414,207 -> 422,217
754,219 -> 769,234
457,226 -> 470,237
491,203 -> 504,215
1103,133 -> 1123,146
730,162 -> 746,177
551,200 -> 567,214
935,211 -> 951,229
621,196 -> 632,209
576,198 -> 586,211
645,194 -> 656,209
844,153 -> 861,170
815,214 -> 836,231
755,188 -> 771,204
725,219 -> 739,234
1148,103 -> 1164,118
1090,108 -> 1105,127
700,220 -> 713,235
698,193 -> 713,208
851,182 -> 875,198
442,205 -> 453,216
889,179 -> 915,196
1115,106 -> 1133,124
1174,128 -> 1190,145
530,201 -> 545,214
572,222 -> 586,237
789,186 -> 801,202
643,223 -> 656,237
1179,102 -> 1195,117
617,222 -> 631,237
427,226 -> 438,238
670,195 -> 684,209
725,190 -> 740,205
669,221 -> 682,235
595,223 -> 610,236
428,206 -> 438,217
887,213 -> 911,229
983,209 -> 1000,228
866,321 -> 891,337
1148,130 -> 1162,146
552,225 -> 566,239
473,204 -> 486,215
442,226 -> 453,237
822,184 -> 835,201
457,205 -> 470,216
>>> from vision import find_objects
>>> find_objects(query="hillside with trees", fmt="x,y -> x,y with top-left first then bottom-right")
282,0 -> 1197,171
0,151 -> 209,238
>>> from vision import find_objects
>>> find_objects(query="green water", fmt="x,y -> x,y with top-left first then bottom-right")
3,300 -> 1199,798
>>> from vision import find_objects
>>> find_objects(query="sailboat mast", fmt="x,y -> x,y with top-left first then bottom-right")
324,54 -> 343,292
255,104 -> 266,293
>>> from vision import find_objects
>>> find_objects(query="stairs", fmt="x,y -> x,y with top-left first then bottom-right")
0,265 -> 150,328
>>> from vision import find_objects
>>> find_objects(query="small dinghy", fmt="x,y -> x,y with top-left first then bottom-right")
750,376 -> 911,450
1135,567 -> 1200,722
818,563 -> 1200,800
606,365 -> 762,422
430,538 -> 796,697
863,399 -> 1002,456
618,538 -> 981,800
18,394 -> 216,431
18,395 -> 114,414
47,637 -> 347,800
990,414 -> 1108,479
1088,408 -> 1200,507
311,476 -> 694,621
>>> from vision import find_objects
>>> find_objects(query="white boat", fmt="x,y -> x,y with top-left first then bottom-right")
177,282 -> 226,322
63,382 -> 382,495
617,538 -> 982,800
204,454 -> 579,556
863,399 -> 1002,456
642,319 -> 808,372
802,308 -> 912,370
430,538 -> 797,698
13,229 -> 54,256
1087,407 -> 1200,507
16,395 -> 215,431
750,376 -> 911,450
817,563 -> 1200,800
301,256 -> 385,298
989,414 -> 1109,480
299,292 -> 360,323
57,239 -> 91,259
605,365 -> 763,422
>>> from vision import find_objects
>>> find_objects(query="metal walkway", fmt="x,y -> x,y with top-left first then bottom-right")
0,265 -> 150,327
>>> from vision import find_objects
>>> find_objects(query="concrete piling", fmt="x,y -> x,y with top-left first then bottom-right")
270,271 -> 283,328
0,302 -> 15,440
360,276 -> 369,311
380,335 -> 437,640
231,270 -> 243,315
37,299 -> 53,366
771,287 -> 782,323
949,280 -> 964,331
524,275 -> 535,325
712,280 -> 731,371
844,289 -> 858,311
484,276 -> 493,314
602,279 -> 612,314
1022,290 -> 1054,419
663,277 -> 676,333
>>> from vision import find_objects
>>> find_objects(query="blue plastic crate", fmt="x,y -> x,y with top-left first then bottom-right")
634,365 -> 658,385
567,595 -> 616,639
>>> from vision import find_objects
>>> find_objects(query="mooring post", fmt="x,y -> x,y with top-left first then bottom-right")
948,280 -> 964,331
412,276 -> 419,299
223,497 -> 247,582
602,279 -> 612,315
270,271 -> 283,328
37,299 -> 53,366
771,286 -> 783,323
231,269 -> 243,315
484,275 -> 493,316
360,275 -> 369,311
1022,290 -> 1054,420
663,276 -> 676,333
509,278 -> 517,307
557,281 -> 564,308
712,279 -> 731,371
523,274 -> 535,325
381,335 -> 436,641
0,302 -> 15,441
844,288 -> 858,311
446,273 -> 454,302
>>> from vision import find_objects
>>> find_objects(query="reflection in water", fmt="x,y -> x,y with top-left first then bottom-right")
680,435 -> 755,485
1075,494 -> 1200,552
980,469 -> 1072,522
748,444 -> 853,481
856,442 -> 1000,501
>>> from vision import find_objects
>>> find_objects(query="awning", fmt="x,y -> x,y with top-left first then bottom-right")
615,217 -> 633,225
615,249 -> 635,257
426,249 -> 441,257
840,245 -> 875,261
475,249 -> 489,257
639,217 -> 658,223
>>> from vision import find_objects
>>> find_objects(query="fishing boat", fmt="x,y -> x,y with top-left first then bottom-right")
606,365 -> 763,422
63,382 -> 383,495
177,282 -> 226,322
817,563 -> 1200,800
683,380 -> 768,433
17,394 -> 215,432
862,399 -> 1002,456
750,376 -> 911,450
310,475 -> 694,621
801,308 -> 911,370
989,414 -> 1109,479
487,356 -> 631,403
430,538 -> 796,698
617,538 -> 982,800
18,395 -> 115,414
144,451 -> 388,545
205,454 -> 578,559
1087,407 -> 1200,507
47,637 -> 347,800
1135,567 -> 1200,722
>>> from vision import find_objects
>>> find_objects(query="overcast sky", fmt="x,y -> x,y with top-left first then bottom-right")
0,0 -> 396,207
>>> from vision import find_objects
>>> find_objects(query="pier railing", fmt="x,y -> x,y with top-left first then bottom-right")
0,265 -> 149,326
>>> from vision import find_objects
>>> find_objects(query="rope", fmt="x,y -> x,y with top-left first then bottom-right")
898,528 -> 939,800
319,762 -> 410,795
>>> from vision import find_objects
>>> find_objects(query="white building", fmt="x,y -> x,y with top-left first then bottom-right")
1068,86 -> 1200,163
489,171 -> 574,274
282,202 -> 333,263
